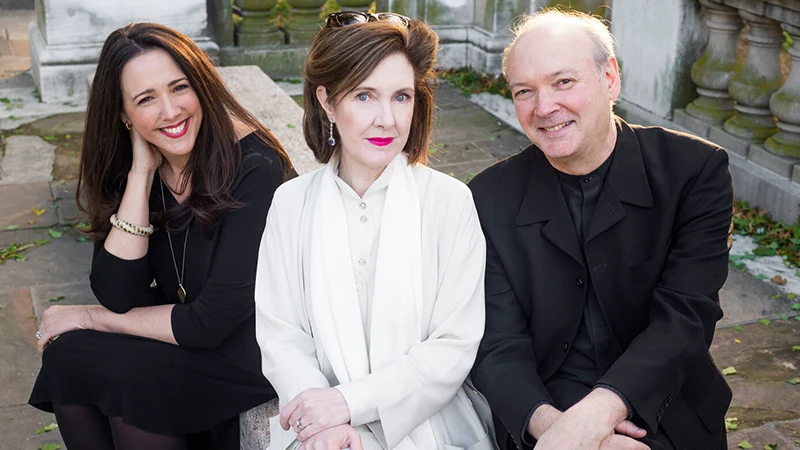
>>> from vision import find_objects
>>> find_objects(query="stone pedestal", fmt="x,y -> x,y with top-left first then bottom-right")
765,24 -> 800,158
235,0 -> 286,47
723,11 -> 784,141
686,0 -> 742,125
30,0 -> 218,104
611,0 -> 706,119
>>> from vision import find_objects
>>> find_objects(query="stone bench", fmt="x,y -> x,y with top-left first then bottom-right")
217,66 -> 319,449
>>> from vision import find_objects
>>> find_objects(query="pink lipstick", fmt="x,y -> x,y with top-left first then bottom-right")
159,118 -> 190,139
367,137 -> 394,147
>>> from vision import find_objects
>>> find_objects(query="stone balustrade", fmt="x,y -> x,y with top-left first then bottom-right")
675,0 -> 800,186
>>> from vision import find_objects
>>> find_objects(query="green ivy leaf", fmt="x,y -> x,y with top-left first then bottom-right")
792,345 -> 800,351
787,378 -> 800,385
792,303 -> 800,311
737,441 -> 753,449
722,366 -> 737,375
759,319 -> 772,326
764,444 -> 778,450
35,423 -> 58,434
47,229 -> 62,239
781,314 -> 790,321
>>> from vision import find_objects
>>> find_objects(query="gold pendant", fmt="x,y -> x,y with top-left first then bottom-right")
177,284 -> 187,303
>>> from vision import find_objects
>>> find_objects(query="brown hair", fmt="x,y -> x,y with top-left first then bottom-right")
78,22 -> 292,238
302,18 -> 438,165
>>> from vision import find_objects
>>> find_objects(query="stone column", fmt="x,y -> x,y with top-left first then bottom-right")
286,0 -> 326,44
235,0 -> 286,47
765,24 -> 800,158
29,0 -> 218,103
723,11 -> 784,142
685,0 -> 742,125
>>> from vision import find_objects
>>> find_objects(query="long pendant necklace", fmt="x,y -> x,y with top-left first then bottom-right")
159,172 -> 189,303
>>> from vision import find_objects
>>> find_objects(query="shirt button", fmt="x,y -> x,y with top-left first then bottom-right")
356,284 -> 363,291
359,202 -> 367,210
358,258 -> 366,266
360,216 -> 368,223
576,277 -> 584,288
582,176 -> 593,183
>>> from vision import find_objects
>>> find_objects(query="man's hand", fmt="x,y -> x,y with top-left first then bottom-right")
531,388 -> 648,449
297,424 -> 363,450
281,388 -> 351,441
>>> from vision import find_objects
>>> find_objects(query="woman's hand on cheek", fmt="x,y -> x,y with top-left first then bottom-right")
129,125 -> 163,175
280,387 -> 352,441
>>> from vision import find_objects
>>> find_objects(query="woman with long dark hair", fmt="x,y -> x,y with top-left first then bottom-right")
28,22 -> 292,450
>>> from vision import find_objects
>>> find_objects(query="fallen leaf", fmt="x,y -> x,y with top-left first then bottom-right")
733,325 -> 745,331
737,441 -> 753,449
771,275 -> 787,285
765,444 -> 777,450
0,305 -> 5,309
755,274 -> 768,280
76,236 -> 90,243
47,296 -> 65,303
759,318 -> 772,326
734,339 -> 741,343
6,224 -> 20,230
38,444 -> 62,450
793,345 -> 800,351
32,208 -> 46,216
782,314 -> 791,321
787,378 -> 800,385
725,416 -> 739,431
27,219 -> 35,225
48,229 -> 62,239
41,135 -> 56,142
65,134 -> 71,139
35,423 -> 58,434
771,293 -> 782,299
286,123 -> 296,128
788,293 -> 797,301
33,239 -> 50,246
722,366 -> 737,375
792,303 -> 800,311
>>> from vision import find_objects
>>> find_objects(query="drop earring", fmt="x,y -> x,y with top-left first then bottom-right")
328,119 -> 336,146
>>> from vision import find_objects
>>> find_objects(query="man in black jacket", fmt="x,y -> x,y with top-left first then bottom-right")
469,9 -> 733,450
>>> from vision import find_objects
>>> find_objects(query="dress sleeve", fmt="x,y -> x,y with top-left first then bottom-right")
336,190 -> 487,448
171,144 -> 285,349
89,238 -> 155,314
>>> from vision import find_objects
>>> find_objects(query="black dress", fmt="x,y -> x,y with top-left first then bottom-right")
29,133 -> 284,449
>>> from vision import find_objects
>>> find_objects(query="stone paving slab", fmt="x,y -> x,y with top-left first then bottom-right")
435,159 -> 499,184
726,420 -> 800,450
0,135 -> 55,185
718,267 -> 799,327
50,180 -> 82,225
0,182 -> 58,230
472,134 -> 532,161
0,227 -> 93,291
0,405 -> 64,450
428,141 -> 495,167
0,288 -> 41,406
32,281 -> 97,321
432,107 -> 518,144
22,112 -> 85,137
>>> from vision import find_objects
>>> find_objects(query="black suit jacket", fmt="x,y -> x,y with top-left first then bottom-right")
469,119 -> 733,450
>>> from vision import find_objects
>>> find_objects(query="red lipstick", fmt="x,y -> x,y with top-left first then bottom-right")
367,137 -> 394,147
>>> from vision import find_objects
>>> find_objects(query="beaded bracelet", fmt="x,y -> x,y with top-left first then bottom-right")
110,214 -> 154,237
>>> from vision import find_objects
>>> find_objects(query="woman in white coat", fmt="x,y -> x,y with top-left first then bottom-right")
255,12 -> 494,450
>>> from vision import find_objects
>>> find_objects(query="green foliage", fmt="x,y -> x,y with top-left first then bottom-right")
732,200 -> 800,268
367,1 -> 377,14
783,31 -> 794,52
270,0 -> 292,30
319,0 -> 341,20
438,67 -> 512,99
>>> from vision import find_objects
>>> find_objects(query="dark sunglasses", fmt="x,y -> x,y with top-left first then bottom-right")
326,11 -> 410,28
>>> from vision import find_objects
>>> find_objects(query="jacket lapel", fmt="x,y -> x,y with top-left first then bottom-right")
585,118 -> 654,243
516,150 -> 584,267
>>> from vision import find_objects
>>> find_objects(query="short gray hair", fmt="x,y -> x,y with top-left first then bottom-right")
502,8 -> 616,78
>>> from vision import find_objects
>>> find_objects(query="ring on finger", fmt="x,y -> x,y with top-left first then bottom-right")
36,330 -> 43,340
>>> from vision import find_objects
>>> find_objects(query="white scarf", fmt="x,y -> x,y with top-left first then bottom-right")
309,153 -> 426,447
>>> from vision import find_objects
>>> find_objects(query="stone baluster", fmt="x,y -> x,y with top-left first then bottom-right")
235,0 -> 286,47
765,24 -> 800,158
339,0 -> 374,12
287,0 -> 326,44
685,0 -> 742,125
723,11 -> 785,142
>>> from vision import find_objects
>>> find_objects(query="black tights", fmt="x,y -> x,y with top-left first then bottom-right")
53,403 -> 187,450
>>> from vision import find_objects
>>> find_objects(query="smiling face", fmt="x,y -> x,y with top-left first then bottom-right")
317,52 -> 415,177
506,23 -> 620,173
120,48 -> 203,164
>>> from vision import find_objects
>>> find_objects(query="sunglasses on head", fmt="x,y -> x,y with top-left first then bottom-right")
326,11 -> 411,28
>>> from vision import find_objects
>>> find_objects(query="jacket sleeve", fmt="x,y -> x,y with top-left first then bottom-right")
597,148 -> 733,432
334,192 -> 487,448
255,186 -> 332,406
170,149 -> 284,349
471,231 -> 553,450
